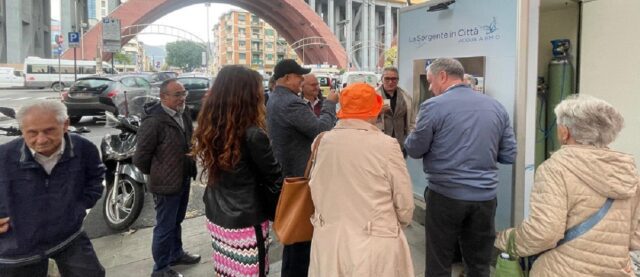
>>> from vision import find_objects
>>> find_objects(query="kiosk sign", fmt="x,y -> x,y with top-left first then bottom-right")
102,17 -> 121,53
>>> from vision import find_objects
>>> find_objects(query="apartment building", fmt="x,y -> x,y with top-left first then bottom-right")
212,10 -> 298,75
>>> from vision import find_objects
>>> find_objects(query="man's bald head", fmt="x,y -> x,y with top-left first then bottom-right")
301,74 -> 320,100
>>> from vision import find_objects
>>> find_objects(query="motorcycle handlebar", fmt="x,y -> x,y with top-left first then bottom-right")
0,126 -> 21,136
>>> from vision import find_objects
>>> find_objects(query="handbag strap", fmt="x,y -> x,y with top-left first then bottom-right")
557,198 -> 613,247
303,132 -> 327,179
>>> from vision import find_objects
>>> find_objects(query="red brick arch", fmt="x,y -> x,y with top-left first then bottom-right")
62,0 -> 347,68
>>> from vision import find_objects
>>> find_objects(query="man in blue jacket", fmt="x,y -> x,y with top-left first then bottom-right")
405,58 -> 517,277
0,100 -> 105,276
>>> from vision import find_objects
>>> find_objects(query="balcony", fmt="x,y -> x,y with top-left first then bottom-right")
251,47 -> 263,53
251,34 -> 263,41
251,59 -> 263,65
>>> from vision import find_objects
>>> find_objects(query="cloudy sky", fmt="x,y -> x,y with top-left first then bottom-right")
51,0 -> 238,46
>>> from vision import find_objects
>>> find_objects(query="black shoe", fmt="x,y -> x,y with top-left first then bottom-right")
170,252 -> 201,266
151,268 -> 183,277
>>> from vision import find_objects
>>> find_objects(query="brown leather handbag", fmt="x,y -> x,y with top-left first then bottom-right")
273,132 -> 325,245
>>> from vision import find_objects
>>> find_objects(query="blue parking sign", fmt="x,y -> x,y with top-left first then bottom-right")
68,32 -> 80,48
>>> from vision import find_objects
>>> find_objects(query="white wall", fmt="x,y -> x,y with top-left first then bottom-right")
538,5 -> 578,79
580,0 -> 640,166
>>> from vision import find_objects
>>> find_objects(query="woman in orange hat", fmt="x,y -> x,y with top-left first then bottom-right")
307,83 -> 415,276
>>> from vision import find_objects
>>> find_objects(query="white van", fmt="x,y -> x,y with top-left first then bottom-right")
0,67 -> 25,88
340,71 -> 379,89
23,57 -> 117,91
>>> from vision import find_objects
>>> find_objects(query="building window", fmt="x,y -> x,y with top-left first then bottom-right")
265,29 -> 275,36
238,14 -> 246,21
238,28 -> 246,35
239,53 -> 246,59
239,41 -> 246,47
266,42 -> 273,49
267,54 -> 274,60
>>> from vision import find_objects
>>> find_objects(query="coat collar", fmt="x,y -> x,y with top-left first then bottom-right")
19,132 -> 75,169
335,119 -> 381,132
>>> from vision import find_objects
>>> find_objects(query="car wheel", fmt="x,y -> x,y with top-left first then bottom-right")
52,82 -> 63,92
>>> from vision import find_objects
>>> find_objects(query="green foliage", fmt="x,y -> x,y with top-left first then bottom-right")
384,46 -> 397,67
165,40 -> 206,71
114,52 -> 131,65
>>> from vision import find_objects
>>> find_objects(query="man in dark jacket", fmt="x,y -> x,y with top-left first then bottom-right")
267,59 -> 338,277
0,100 -> 105,276
133,79 -> 199,277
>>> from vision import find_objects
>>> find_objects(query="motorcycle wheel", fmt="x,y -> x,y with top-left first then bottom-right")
103,175 -> 145,230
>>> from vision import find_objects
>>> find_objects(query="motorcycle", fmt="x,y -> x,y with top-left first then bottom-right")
101,111 -> 147,230
100,94 -> 158,230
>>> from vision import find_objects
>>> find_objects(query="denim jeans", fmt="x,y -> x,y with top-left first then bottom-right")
0,232 -> 104,277
151,179 -> 190,273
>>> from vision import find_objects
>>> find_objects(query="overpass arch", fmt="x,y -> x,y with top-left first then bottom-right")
62,0 -> 347,68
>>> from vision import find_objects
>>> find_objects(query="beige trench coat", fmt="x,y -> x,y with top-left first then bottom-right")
495,145 -> 640,276
307,119 -> 415,277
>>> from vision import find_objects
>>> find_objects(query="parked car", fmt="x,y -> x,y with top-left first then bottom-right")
0,67 -> 25,88
149,71 -> 179,85
62,74 -> 157,124
177,76 -> 212,118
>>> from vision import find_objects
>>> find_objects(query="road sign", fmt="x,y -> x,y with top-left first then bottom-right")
53,46 -> 63,56
68,32 -> 80,48
55,34 -> 64,45
102,17 -> 121,53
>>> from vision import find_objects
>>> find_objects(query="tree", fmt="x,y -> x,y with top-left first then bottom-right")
114,52 -> 131,65
165,40 -> 205,71
384,46 -> 397,67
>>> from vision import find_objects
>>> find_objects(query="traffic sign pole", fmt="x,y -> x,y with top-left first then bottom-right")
74,48 -> 77,81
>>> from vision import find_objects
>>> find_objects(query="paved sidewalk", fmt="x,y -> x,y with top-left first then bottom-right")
88,215 -> 439,277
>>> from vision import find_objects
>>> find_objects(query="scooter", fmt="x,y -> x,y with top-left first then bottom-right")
100,111 -> 146,230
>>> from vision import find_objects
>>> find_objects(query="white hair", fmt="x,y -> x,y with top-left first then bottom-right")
554,94 -> 624,147
16,100 -> 68,126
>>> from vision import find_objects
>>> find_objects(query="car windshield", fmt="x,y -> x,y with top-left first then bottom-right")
179,78 -> 209,90
72,79 -> 113,90
347,74 -> 377,87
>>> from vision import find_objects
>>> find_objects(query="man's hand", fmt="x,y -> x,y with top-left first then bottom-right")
0,217 -> 10,234
327,89 -> 339,103
381,104 -> 391,113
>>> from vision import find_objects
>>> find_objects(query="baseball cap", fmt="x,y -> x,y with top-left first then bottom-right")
272,59 -> 311,80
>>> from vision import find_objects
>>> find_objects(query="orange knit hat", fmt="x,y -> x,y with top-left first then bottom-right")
337,83 -> 383,119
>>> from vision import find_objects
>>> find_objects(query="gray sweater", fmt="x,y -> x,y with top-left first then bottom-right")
266,85 -> 337,177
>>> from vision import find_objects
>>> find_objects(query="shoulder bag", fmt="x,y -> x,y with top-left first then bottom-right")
273,132 -> 326,245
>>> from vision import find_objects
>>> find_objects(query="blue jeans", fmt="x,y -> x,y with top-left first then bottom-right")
151,179 -> 190,273
0,232 -> 104,277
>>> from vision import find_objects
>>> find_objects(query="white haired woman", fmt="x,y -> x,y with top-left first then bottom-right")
495,95 -> 640,276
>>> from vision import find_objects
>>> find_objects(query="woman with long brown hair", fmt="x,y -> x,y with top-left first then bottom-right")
192,65 -> 282,277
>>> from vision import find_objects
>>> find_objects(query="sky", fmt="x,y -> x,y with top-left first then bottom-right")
50,0 -> 239,46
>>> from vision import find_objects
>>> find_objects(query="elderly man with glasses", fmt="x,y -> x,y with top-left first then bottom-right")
376,66 -> 415,156
134,78 -> 199,277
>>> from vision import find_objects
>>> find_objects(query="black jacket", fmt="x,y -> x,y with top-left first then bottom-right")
133,103 -> 197,195
203,126 -> 283,229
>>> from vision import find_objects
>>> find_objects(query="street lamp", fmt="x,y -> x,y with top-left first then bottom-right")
205,2 -> 211,74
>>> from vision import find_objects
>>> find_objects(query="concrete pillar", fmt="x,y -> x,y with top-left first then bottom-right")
361,1 -> 369,71
385,3 -> 392,50
369,1 -> 376,71
334,3 -> 341,37
309,0 -> 316,12
5,0 -> 21,63
328,0 -> 335,34
346,0 -> 352,69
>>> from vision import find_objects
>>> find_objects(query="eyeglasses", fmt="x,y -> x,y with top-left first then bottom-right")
164,90 -> 189,98
384,77 -> 399,82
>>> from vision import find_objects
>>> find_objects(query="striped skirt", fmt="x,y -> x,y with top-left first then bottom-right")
207,220 -> 270,277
